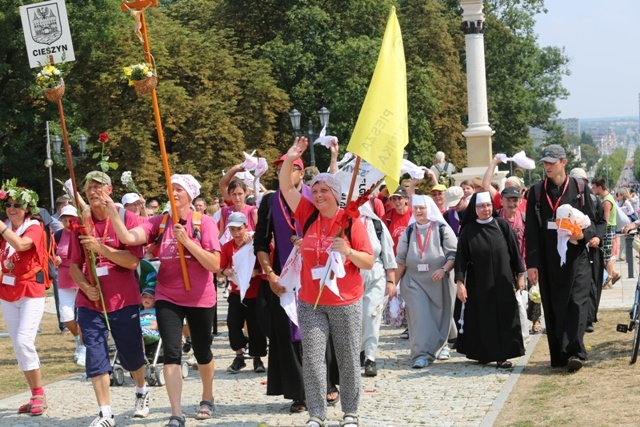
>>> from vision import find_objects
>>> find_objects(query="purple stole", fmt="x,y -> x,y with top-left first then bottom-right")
271,184 -> 312,342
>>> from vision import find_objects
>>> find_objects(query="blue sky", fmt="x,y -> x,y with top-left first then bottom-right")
534,1 -> 640,120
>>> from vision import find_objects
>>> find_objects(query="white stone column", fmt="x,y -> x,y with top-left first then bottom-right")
453,0 -> 495,183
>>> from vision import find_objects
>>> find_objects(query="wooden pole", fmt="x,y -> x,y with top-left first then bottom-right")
122,1 -> 191,291
345,156 -> 362,204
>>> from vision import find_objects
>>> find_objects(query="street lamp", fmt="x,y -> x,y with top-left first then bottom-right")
77,134 -> 88,158
52,134 -> 88,161
289,106 -> 330,167
289,109 -> 302,137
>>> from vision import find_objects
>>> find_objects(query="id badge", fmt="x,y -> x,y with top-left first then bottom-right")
417,264 -> 429,272
311,266 -> 325,281
96,266 -> 109,277
2,274 -> 15,286
547,220 -> 558,230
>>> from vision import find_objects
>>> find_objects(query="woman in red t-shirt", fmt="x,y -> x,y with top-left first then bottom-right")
279,137 -> 374,427
0,182 -> 48,416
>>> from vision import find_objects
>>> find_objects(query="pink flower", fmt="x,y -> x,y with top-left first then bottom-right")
99,132 -> 109,144
0,190 -> 7,200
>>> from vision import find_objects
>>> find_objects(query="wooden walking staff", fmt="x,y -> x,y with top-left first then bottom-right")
47,57 -> 110,327
120,0 -> 191,291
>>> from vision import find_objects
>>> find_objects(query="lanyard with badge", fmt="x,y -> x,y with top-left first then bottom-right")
416,223 -> 434,272
93,216 -> 111,277
311,214 -> 339,281
2,248 -> 16,286
544,177 -> 570,230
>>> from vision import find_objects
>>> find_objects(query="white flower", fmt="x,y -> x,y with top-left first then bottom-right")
146,72 -> 152,77
53,69 -> 60,75
121,171 -> 133,186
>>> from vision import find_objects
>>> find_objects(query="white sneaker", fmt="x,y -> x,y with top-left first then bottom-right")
76,345 -> 86,367
89,412 -> 115,427
437,344 -> 450,360
133,391 -> 150,418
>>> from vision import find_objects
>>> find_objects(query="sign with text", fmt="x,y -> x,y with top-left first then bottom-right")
20,0 -> 75,68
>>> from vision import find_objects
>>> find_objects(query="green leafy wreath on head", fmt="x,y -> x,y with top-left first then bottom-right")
0,178 -> 39,212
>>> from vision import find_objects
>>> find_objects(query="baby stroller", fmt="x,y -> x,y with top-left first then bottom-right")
110,259 -> 190,386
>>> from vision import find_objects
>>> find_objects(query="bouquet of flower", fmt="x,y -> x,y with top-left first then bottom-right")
122,62 -> 154,85
120,171 -> 140,193
123,62 -> 157,95
36,64 -> 63,89
36,59 -> 66,102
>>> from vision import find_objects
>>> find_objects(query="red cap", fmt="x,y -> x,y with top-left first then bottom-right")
273,154 -> 304,169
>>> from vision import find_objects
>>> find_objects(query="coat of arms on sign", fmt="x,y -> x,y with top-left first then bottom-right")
28,3 -> 62,45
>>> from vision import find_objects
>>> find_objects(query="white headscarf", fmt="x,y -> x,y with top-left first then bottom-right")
411,194 -> 447,225
170,174 -> 201,201
475,191 -> 491,205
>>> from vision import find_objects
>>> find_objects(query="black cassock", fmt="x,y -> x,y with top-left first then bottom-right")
525,177 -> 597,367
455,218 -> 525,362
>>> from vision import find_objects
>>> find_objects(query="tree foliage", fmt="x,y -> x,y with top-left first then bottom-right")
0,0 -> 570,208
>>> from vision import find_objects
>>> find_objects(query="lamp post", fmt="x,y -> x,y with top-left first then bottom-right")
289,106 -> 330,167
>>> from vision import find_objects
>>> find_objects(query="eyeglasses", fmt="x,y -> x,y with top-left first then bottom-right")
476,203 -> 493,209
4,202 -> 22,209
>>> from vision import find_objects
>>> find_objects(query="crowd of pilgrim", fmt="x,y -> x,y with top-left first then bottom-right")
0,136 -> 630,427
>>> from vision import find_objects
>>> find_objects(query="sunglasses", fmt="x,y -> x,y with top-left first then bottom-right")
4,202 -> 23,209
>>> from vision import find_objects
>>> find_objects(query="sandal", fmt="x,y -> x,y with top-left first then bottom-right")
612,272 -> 622,285
165,415 -> 186,427
340,413 -> 360,427
327,385 -> 340,406
306,416 -> 327,427
496,360 -> 513,369
532,321 -> 542,334
195,400 -> 214,420
290,399 -> 307,413
18,401 -> 32,414
28,395 -> 47,416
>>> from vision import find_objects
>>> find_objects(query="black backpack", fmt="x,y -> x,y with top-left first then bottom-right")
532,177 -> 585,227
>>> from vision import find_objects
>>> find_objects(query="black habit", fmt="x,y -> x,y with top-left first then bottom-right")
525,177 -> 597,366
455,213 -> 525,362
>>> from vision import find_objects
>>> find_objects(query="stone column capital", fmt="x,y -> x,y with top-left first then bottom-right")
460,0 -> 486,22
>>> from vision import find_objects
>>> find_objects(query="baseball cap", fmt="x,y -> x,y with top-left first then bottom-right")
389,187 -> 408,198
141,287 -> 155,297
121,193 -> 141,205
540,144 -> 566,163
501,186 -> 523,199
273,154 -> 304,170
431,184 -> 447,192
85,171 -> 112,186
227,211 -> 247,228
445,186 -> 464,208
569,168 -> 588,181
59,205 -> 78,217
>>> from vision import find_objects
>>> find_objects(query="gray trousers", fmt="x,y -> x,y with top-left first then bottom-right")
298,299 -> 362,420
361,274 -> 386,361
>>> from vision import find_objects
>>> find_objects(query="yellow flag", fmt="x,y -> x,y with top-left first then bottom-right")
346,6 -> 408,194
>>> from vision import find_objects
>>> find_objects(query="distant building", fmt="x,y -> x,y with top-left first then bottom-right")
556,118 -> 581,136
529,126 -> 547,148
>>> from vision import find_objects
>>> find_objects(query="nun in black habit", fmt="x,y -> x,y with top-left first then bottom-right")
454,192 -> 526,368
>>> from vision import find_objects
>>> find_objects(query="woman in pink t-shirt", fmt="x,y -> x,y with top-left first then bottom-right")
279,137 -> 374,427
104,174 -> 221,427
